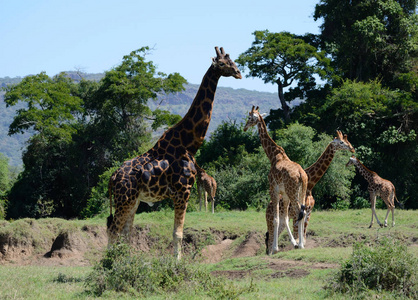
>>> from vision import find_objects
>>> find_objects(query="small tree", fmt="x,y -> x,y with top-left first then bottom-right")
237,30 -> 332,126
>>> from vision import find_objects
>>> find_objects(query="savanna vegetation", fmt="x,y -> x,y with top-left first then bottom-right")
0,0 -> 417,298
0,209 -> 416,299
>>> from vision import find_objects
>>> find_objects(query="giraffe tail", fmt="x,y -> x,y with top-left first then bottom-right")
107,177 -> 114,229
394,195 -> 404,209
393,188 -> 404,209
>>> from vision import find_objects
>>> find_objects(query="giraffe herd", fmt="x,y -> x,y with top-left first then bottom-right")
107,47 -> 400,259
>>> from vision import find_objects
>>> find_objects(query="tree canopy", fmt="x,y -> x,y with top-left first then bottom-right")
236,30 -> 332,124
4,47 -> 186,219
314,0 -> 418,86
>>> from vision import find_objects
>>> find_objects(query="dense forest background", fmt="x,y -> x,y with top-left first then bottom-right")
0,79 -> 281,167
0,0 -> 417,220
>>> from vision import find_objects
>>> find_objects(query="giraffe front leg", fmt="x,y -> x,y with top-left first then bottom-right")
369,194 -> 379,228
370,194 -> 383,227
265,202 -> 274,255
270,192 -> 281,255
173,203 -> 188,260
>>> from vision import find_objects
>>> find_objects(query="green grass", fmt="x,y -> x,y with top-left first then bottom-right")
0,266 -> 91,299
0,208 -> 416,299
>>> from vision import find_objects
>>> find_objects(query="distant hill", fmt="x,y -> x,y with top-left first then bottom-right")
0,74 -> 281,166
148,83 -> 281,133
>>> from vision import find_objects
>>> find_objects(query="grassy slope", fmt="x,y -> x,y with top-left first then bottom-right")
0,208 -> 416,299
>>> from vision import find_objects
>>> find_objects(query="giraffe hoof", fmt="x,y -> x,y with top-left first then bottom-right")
379,224 -> 384,228
384,224 -> 388,227
368,225 -> 373,228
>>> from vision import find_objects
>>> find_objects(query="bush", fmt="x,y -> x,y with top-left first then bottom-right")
81,166 -> 118,219
325,237 -> 417,298
209,147 -> 270,210
85,243 -> 256,298
0,198 -> 6,220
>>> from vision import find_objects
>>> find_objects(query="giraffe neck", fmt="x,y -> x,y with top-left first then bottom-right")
158,66 -> 221,155
256,116 -> 288,163
353,159 -> 375,183
304,143 -> 337,190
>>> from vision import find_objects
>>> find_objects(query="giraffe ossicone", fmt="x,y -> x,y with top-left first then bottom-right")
346,155 -> 399,228
107,46 -> 241,260
244,105 -> 308,254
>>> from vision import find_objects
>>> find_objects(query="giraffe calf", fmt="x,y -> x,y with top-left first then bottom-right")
346,156 -> 400,228
196,166 -> 217,213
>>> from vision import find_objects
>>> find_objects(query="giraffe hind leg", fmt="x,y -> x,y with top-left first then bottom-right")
384,207 -> 391,227
389,191 -> 395,227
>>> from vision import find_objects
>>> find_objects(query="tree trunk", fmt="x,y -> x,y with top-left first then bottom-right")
277,80 -> 290,122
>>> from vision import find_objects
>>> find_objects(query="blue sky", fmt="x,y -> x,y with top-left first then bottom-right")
1,0 -> 321,93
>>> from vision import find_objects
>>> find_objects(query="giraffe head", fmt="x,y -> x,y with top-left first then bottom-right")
346,155 -> 357,167
331,130 -> 355,153
212,47 -> 242,79
243,106 -> 266,131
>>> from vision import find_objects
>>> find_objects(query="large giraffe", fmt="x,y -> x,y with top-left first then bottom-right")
346,156 -> 399,228
107,47 -> 241,259
196,165 -> 217,213
265,131 -> 355,249
244,106 -> 308,254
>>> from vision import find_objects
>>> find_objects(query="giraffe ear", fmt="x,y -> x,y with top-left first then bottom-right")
260,113 -> 267,117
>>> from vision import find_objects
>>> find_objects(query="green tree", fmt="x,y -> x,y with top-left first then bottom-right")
4,73 -> 84,218
314,0 -> 418,86
0,153 -> 10,193
85,47 -> 186,162
4,72 -> 83,141
236,30 -> 332,125
4,47 -> 187,219
196,120 -> 259,167
0,153 -> 10,219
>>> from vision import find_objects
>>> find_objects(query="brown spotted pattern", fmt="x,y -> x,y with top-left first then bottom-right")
196,165 -> 217,213
244,106 -> 308,254
346,156 -> 399,228
107,47 -> 241,260
265,131 -> 355,248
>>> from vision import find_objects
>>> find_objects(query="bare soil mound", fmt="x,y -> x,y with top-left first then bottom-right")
0,223 -> 330,267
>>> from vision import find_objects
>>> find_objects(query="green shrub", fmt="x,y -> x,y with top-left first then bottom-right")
81,166 -> 119,219
85,243 -> 256,298
325,237 -> 417,298
0,197 -> 6,220
210,147 -> 270,210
